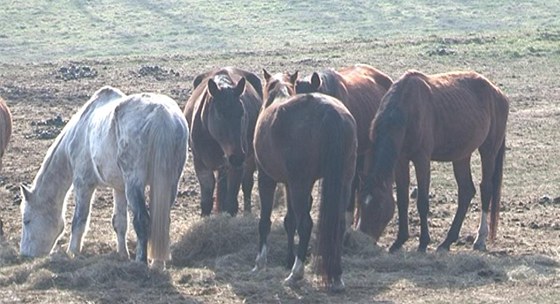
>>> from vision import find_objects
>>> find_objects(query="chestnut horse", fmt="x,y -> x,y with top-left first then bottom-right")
184,67 -> 262,216
0,97 -> 12,171
0,97 -> 12,237
294,64 -> 393,238
359,70 -> 509,253
253,71 -> 357,292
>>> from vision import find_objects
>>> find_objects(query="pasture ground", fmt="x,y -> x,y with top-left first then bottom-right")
1,1 -> 559,303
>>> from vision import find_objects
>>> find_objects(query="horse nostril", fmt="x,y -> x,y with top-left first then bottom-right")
228,154 -> 245,167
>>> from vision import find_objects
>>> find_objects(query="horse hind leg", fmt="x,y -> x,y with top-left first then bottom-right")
474,148 -> 498,251
283,186 -> 296,269
112,189 -> 130,259
438,157 -> 476,252
253,168 -> 276,272
284,182 -> 313,286
126,183 -> 149,263
68,182 -> 96,257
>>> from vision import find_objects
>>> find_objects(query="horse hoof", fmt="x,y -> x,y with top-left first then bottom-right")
473,242 -> 487,251
329,278 -> 345,293
436,245 -> 450,253
283,275 -> 302,287
389,244 -> 402,253
150,260 -> 166,271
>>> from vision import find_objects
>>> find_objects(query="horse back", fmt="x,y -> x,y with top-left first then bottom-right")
324,65 -> 393,154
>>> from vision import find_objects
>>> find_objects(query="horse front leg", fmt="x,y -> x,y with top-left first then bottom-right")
194,159 -> 215,216
242,157 -> 256,215
253,168 -> 276,272
414,159 -> 432,252
390,158 -> 410,253
226,165 -> 243,216
112,189 -> 129,259
68,181 -> 96,257
126,183 -> 149,264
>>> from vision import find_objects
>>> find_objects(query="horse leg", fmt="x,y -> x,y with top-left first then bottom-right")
283,186 -> 296,269
68,182 -> 96,257
126,183 -> 149,263
216,167 -> 227,213
284,181 -> 313,285
474,150 -> 497,251
253,168 -> 276,272
390,158 -> 410,253
346,155 -> 363,230
194,159 -> 215,216
112,189 -> 130,259
414,158 -> 431,252
226,165 -> 243,216
438,157 -> 476,251
242,158 -> 256,215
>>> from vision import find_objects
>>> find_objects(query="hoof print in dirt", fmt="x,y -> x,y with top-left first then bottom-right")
56,64 -> 98,81
135,65 -> 180,80
27,115 -> 67,140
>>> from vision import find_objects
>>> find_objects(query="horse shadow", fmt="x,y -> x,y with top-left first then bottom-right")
169,214 -> 559,303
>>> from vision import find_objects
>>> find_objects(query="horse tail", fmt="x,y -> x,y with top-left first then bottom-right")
147,106 -> 189,262
317,105 -> 355,286
489,137 -> 505,241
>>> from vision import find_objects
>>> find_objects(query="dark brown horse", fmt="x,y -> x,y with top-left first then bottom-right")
253,71 -> 357,292
294,64 -> 393,238
359,70 -> 509,253
184,67 -> 262,216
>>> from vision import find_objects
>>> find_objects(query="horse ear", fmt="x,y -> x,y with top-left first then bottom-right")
234,77 -> 246,97
207,78 -> 220,98
289,71 -> 299,86
311,72 -> 321,90
263,69 -> 272,82
20,184 -> 32,202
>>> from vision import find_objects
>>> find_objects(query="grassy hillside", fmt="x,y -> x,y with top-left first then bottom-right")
1,0 -> 559,63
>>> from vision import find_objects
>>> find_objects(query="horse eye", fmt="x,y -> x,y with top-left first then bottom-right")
23,219 -> 31,226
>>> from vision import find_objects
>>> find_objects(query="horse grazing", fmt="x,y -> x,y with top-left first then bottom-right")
0,97 -> 12,171
253,71 -> 357,292
184,67 -> 262,216
294,64 -> 393,238
20,86 -> 189,268
359,70 -> 509,253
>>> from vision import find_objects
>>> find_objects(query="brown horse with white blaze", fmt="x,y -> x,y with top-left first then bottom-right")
253,71 -> 357,292
294,64 -> 393,238
359,70 -> 509,253
184,67 -> 262,216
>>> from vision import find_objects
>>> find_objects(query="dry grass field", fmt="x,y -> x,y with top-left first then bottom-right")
1,1 -> 559,303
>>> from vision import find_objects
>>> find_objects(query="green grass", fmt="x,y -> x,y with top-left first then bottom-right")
1,0 -> 559,63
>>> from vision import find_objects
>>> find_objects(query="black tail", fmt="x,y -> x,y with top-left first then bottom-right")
317,107 -> 355,286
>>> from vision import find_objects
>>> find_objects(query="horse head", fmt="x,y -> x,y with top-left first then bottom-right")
262,69 -> 297,108
295,72 -> 322,94
206,75 -> 247,167
19,184 -> 64,257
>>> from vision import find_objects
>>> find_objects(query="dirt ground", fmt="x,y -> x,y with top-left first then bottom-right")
0,46 -> 559,303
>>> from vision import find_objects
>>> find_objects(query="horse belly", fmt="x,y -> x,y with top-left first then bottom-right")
91,143 -> 124,189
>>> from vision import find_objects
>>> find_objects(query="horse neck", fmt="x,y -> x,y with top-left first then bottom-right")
32,136 -> 74,208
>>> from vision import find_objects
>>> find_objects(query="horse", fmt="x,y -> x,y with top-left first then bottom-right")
359,70 -> 509,253
253,71 -> 357,292
294,64 -> 393,239
0,97 -> 12,171
20,86 -> 189,269
0,97 -> 12,237
184,67 -> 262,216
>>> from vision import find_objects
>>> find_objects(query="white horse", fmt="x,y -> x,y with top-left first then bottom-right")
20,86 -> 189,268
